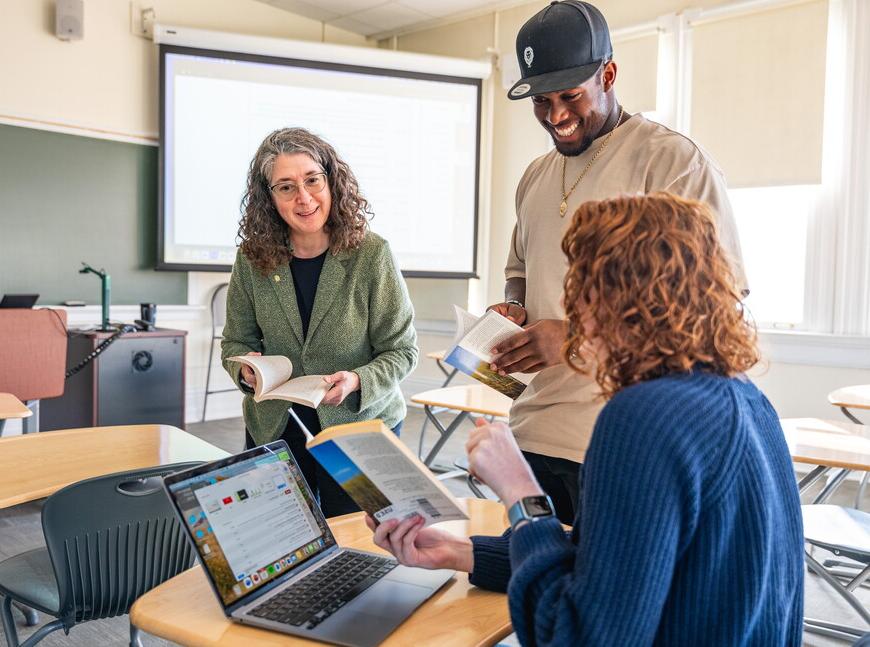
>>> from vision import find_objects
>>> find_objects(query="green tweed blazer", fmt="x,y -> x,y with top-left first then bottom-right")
221,232 -> 418,446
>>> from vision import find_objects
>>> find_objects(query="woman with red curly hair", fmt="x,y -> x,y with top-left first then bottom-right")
368,193 -> 804,645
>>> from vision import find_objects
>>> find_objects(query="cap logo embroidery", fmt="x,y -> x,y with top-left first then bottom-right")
510,83 -> 532,97
523,46 -> 534,67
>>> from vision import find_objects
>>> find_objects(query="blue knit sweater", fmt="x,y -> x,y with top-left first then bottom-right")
470,371 -> 804,646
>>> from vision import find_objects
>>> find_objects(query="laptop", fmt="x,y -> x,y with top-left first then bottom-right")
0,294 -> 38,308
163,441 -> 455,647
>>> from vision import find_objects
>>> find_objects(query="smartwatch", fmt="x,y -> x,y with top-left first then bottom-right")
508,495 -> 556,529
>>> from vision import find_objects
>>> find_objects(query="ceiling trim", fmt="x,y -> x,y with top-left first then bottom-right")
153,24 -> 492,78
365,0 -> 540,42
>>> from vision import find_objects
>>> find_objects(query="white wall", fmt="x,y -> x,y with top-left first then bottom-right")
0,0 -> 368,140
750,362 -> 870,421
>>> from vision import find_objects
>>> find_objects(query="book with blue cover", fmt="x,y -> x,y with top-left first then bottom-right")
307,420 -> 467,526
443,306 -> 531,399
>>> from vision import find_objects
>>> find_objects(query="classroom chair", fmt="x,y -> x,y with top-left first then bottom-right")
201,283 -> 233,422
802,504 -> 870,641
0,309 -> 67,435
0,462 -> 201,647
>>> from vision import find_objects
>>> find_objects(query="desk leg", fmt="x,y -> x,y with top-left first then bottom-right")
422,406 -> 469,470
22,401 -> 39,435
813,468 -> 851,504
803,551 -> 870,640
130,620 -> 143,647
416,362 -> 460,458
798,465 -> 830,495
841,406 -> 865,425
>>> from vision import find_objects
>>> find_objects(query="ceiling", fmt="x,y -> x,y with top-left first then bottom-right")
256,0 -> 521,39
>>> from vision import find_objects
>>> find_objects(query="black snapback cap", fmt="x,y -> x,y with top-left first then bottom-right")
508,0 -> 612,100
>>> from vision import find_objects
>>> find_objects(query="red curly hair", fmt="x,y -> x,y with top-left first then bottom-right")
561,192 -> 758,398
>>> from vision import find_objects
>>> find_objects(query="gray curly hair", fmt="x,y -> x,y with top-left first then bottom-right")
238,127 -> 371,275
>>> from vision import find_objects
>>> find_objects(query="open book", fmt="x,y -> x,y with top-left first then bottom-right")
228,355 -> 331,408
307,419 -> 467,526
443,306 -> 532,399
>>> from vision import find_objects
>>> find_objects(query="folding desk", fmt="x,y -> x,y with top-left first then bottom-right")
0,393 -> 31,436
130,498 -> 512,646
411,385 -> 512,469
0,424 -> 228,509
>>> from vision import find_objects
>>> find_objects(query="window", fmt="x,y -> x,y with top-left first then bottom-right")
644,0 -> 870,338
729,185 -> 818,327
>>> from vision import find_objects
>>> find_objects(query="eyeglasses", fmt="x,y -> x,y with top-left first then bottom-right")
269,173 -> 328,201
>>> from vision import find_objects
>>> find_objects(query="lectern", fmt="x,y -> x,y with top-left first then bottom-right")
41,328 -> 186,430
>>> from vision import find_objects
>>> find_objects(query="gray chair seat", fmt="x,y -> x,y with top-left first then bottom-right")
803,504 -> 870,562
0,547 -> 59,614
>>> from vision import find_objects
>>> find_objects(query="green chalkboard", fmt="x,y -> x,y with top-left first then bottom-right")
0,124 -> 187,305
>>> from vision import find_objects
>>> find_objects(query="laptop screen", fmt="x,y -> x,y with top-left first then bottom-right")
164,441 -> 337,607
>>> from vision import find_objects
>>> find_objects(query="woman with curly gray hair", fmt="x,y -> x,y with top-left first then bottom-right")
221,127 -> 417,517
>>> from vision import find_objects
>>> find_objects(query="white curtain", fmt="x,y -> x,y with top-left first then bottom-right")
824,0 -> 870,335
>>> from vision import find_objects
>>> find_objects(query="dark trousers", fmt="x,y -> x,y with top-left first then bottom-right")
246,406 -> 403,519
522,451 -> 582,525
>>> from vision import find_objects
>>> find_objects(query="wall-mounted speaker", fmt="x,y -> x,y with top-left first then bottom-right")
55,0 -> 83,41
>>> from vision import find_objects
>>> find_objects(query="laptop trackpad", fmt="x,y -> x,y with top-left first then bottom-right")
323,580 -> 434,647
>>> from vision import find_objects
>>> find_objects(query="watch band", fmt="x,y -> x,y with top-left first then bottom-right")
505,299 -> 525,309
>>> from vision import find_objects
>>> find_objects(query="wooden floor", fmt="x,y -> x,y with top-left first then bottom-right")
0,408 -> 867,645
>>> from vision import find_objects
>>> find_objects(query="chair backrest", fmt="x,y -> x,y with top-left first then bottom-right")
0,309 -> 67,400
210,283 -> 229,334
41,462 -> 201,627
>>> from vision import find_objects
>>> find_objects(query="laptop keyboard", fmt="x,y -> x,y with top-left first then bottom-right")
249,551 -> 398,630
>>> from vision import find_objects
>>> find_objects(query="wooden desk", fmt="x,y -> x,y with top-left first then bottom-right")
412,385 -> 512,419
131,498 -> 511,647
783,417 -> 870,474
0,424 -> 229,509
411,385 -> 512,468
828,385 -> 870,411
0,393 -> 31,421
828,385 -> 870,427
781,417 -> 870,504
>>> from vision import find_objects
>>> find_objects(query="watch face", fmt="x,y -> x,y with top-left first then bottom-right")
522,496 -> 553,517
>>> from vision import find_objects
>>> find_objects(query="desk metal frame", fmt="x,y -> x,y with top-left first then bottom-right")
416,355 -> 459,462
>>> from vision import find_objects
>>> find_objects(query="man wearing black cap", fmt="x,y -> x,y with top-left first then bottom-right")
488,0 -> 747,522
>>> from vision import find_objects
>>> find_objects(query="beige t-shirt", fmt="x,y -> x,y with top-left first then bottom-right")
506,115 -> 747,462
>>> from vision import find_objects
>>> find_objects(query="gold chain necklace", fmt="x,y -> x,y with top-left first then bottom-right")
559,105 -> 625,217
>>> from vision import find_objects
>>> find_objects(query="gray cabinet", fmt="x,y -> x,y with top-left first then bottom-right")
41,329 -> 186,430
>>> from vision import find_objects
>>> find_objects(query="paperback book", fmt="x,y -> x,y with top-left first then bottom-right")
443,306 -> 531,399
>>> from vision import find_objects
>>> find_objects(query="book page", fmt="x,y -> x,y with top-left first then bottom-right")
310,433 -> 465,526
458,310 -> 523,362
258,375 -> 331,408
450,305 -> 480,348
229,355 -> 293,397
